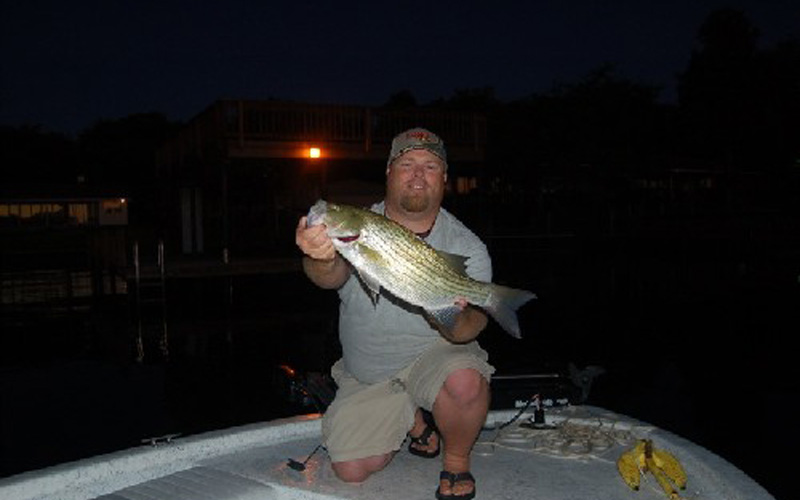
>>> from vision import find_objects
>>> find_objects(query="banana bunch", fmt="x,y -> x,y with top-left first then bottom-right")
617,439 -> 687,499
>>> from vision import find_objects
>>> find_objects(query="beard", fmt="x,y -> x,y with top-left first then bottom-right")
399,190 -> 432,213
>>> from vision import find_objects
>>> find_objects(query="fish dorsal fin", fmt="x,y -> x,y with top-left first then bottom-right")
436,250 -> 469,275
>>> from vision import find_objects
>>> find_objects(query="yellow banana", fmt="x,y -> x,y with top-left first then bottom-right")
617,450 -> 641,490
645,448 -> 680,499
616,439 -> 687,499
651,447 -> 688,489
632,439 -> 647,468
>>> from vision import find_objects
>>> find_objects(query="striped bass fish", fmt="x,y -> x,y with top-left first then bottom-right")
306,200 -> 536,338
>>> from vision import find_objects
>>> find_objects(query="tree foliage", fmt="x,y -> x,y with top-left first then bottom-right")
0,125 -> 78,185
488,65 -> 664,183
78,113 -> 181,187
677,9 -> 799,172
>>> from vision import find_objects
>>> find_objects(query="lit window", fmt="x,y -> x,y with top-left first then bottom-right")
69,204 -> 89,225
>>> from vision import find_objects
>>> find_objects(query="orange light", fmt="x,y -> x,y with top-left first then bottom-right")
308,147 -> 321,159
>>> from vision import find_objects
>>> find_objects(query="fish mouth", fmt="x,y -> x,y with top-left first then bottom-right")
306,200 -> 360,243
327,218 -> 359,242
306,200 -> 328,227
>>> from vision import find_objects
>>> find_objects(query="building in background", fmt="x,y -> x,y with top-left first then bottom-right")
156,99 -> 487,259
0,187 -> 129,313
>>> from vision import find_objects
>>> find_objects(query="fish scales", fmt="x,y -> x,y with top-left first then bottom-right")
391,221 -> 481,301
366,216 -> 485,305
376,233 -> 439,302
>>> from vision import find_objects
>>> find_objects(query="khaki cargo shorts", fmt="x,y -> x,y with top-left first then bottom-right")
321,339 -> 494,463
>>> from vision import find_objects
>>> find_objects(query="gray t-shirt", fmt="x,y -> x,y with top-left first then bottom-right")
337,201 -> 492,384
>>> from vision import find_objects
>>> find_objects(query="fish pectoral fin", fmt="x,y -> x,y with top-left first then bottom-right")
356,270 -> 382,305
425,306 -> 462,335
354,243 -> 388,305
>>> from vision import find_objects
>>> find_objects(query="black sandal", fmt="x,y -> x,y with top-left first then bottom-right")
408,423 -> 440,458
435,470 -> 476,500
408,409 -> 440,458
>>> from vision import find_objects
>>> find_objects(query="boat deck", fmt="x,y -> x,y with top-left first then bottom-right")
0,406 -> 774,500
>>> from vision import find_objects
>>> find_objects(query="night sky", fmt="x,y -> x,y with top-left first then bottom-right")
2,1 -> 797,136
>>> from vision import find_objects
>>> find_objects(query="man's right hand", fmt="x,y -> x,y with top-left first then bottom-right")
296,216 -> 336,261
296,216 -> 351,289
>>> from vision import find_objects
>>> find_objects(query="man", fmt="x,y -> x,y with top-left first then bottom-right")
295,128 -> 493,500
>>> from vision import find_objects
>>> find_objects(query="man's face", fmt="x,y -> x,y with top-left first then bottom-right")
386,149 -> 447,214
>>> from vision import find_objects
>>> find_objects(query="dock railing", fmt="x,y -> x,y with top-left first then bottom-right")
157,99 -> 486,164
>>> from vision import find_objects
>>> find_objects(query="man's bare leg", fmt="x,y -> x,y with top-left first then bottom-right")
432,368 -> 490,497
331,452 -> 395,483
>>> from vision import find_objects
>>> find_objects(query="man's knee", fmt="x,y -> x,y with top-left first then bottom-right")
441,368 -> 489,405
331,454 -> 393,483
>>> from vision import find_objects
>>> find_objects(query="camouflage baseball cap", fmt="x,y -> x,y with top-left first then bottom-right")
388,128 -> 447,167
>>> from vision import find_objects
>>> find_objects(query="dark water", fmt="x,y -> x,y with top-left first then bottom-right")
1,231 -> 797,499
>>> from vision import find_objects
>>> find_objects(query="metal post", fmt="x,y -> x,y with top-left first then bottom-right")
158,239 -> 169,360
133,241 -> 144,363
222,161 -> 229,264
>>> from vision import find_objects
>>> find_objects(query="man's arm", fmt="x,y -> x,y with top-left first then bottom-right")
302,254 -> 350,289
296,216 -> 351,289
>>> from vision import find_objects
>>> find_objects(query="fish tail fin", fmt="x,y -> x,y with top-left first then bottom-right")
484,285 -> 537,338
